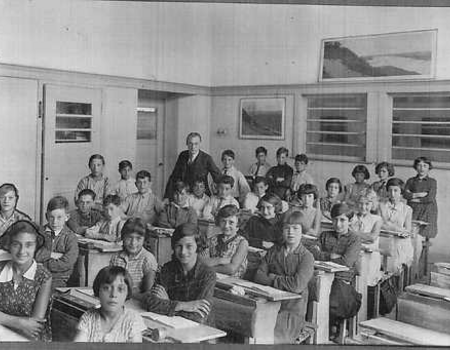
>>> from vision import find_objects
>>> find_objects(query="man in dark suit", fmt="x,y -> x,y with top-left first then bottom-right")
164,132 -> 221,200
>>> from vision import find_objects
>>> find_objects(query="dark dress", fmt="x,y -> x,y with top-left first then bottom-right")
0,261 -> 52,341
404,175 -> 438,238
241,215 -> 283,248
254,243 -> 314,344
164,150 -> 222,199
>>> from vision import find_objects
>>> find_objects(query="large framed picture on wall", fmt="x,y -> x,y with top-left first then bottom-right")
239,97 -> 285,140
319,29 -> 437,82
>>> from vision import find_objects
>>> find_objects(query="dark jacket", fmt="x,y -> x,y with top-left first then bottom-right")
164,150 -> 221,199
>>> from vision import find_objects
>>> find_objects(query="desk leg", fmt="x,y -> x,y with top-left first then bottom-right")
357,253 -> 371,325
315,271 -> 334,344
77,249 -> 89,287
250,298 -> 281,344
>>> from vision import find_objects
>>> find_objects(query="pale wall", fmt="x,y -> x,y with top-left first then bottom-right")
0,0 -> 213,86
211,4 -> 450,86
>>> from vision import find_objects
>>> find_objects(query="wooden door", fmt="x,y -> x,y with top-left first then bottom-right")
42,84 -> 101,218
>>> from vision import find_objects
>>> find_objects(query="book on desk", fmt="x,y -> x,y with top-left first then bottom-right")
76,235 -> 123,252
314,261 -> 349,273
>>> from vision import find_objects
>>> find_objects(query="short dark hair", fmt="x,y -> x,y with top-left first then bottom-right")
93,266 -> 133,300
136,170 -> 151,181
276,147 -> 289,157
88,154 -> 105,167
174,180 -> 189,194
413,156 -> 433,170
325,177 -> 343,193
215,204 -> 239,226
298,183 -> 319,200
253,176 -> 268,186
47,196 -> 69,212
257,192 -> 282,212
386,178 -> 405,192
352,165 -> 370,180
221,149 -> 235,160
103,194 -> 121,207
171,223 -> 204,252
294,154 -> 309,164
255,147 -> 267,156
330,203 -> 354,220
121,217 -> 146,240
0,220 -> 45,254
218,175 -> 235,188
118,160 -> 133,171
186,132 -> 202,144
78,188 -> 96,200
282,210 -> 305,227
375,162 -> 395,177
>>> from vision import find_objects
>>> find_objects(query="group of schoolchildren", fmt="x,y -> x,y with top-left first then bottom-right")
0,144 -> 438,344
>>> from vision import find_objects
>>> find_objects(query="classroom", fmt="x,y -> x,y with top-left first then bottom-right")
0,0 -> 449,346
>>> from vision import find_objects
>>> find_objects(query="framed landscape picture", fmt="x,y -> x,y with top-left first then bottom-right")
319,29 -> 437,81
239,97 -> 285,139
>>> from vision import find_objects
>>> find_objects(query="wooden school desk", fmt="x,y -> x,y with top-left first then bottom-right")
51,287 -> 226,343
76,236 -> 123,287
145,227 -> 174,267
0,325 -> 29,342
213,273 -> 302,344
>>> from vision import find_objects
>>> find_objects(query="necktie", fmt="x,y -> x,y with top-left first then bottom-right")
224,169 -> 229,176
254,163 -> 261,177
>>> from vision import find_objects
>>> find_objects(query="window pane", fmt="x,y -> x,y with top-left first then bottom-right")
56,117 -> 91,129
56,102 -> 92,115
137,110 -> 157,140
392,94 -> 450,162
56,130 -> 91,143
306,94 -> 367,160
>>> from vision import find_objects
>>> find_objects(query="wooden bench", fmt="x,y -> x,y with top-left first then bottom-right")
359,317 -> 450,346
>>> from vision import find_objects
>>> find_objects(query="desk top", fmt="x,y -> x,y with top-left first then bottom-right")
77,235 -> 123,252
216,275 -> 301,301
55,287 -> 226,343
406,283 -> 450,301
0,325 -> 29,342
314,261 -> 349,273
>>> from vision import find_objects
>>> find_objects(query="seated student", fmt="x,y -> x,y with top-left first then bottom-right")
220,149 -> 251,204
187,178 -> 210,218
75,154 -> 112,211
320,178 -> 343,221
350,190 -> 382,286
122,170 -> 164,225
0,221 -> 52,341
291,184 -> 322,237
344,165 -> 371,209
144,223 -> 216,324
266,147 -> 294,200
0,183 -> 31,260
309,203 -> 361,338
290,154 -> 315,193
203,175 -> 239,220
157,181 -> 198,228
86,195 -> 126,242
67,189 -> 104,235
248,146 -> 271,178
35,196 -> 79,288
254,211 -> 314,344
112,160 -> 138,201
0,183 -> 31,237
378,178 -> 413,273
110,218 -> 157,299
243,176 -> 269,214
242,193 -> 283,249
200,205 -> 248,278
74,266 -> 146,343
372,162 -> 395,201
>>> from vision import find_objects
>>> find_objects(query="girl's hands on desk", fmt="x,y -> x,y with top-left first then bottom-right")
176,300 -> 211,318
152,285 -> 169,300
330,253 -> 342,259
50,252 -> 63,259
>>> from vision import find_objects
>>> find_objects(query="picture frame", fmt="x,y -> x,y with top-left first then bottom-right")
239,97 -> 286,140
319,29 -> 437,82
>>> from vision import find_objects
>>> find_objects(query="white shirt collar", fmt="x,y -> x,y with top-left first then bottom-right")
0,260 -> 37,282
46,226 -> 62,236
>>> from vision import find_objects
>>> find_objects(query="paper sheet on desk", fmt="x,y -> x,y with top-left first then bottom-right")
141,312 -> 199,329
314,261 -> 349,272
77,235 -> 123,252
